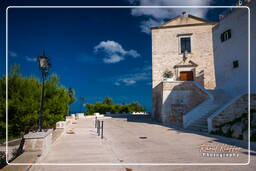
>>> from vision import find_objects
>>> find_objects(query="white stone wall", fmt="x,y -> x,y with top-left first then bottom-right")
152,16 -> 217,122
152,24 -> 216,90
213,3 -> 255,97
251,1 -> 256,93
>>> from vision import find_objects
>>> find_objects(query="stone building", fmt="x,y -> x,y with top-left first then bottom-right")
151,0 -> 256,133
152,12 -> 217,125
208,0 -> 256,132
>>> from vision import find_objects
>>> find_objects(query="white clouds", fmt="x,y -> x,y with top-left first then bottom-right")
140,18 -> 164,34
115,65 -> 151,86
103,54 -> 124,63
94,40 -> 141,63
127,49 -> 140,58
8,51 -> 37,62
128,0 -> 213,34
26,56 -> 37,62
9,51 -> 17,57
122,79 -> 136,85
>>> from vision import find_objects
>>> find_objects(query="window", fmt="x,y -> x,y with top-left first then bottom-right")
233,60 -> 239,68
180,37 -> 191,53
221,29 -> 231,42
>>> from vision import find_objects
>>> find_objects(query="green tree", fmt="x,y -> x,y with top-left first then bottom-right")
129,102 -> 145,112
68,88 -> 76,114
102,96 -> 113,105
0,65 -> 75,141
68,88 -> 76,104
84,97 -> 146,115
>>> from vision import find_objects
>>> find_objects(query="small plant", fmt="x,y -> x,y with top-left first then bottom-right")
163,70 -> 173,78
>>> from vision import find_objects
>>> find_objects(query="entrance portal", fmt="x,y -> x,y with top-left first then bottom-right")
180,71 -> 194,81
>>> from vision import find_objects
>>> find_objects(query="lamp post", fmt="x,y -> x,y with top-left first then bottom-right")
37,53 -> 51,132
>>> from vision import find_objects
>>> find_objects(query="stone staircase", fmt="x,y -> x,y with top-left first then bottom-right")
186,89 -> 230,132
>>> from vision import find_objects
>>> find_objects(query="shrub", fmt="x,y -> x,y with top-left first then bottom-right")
163,70 -> 173,78
84,97 -> 145,115
0,65 -> 75,141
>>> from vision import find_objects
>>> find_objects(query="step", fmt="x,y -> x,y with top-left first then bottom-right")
191,121 -> 207,126
190,121 -> 207,126
187,126 -> 208,132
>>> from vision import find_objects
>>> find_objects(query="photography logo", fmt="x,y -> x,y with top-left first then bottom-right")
199,143 -> 241,158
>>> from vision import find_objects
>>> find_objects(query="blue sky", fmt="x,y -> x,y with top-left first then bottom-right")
0,0 -> 237,113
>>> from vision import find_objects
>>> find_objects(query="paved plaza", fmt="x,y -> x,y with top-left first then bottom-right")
31,117 -> 256,171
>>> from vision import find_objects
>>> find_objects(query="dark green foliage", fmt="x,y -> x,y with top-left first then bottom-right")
0,151 -> 6,168
0,65 -> 74,141
84,97 -> 145,115
68,88 -> 76,105
102,96 -> 113,105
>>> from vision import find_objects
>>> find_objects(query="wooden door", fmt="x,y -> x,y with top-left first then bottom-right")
180,71 -> 194,81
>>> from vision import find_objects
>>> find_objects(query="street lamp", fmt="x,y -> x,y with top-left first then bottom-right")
37,53 -> 51,132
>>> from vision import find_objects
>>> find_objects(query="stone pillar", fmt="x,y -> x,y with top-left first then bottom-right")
71,114 -> 76,119
23,129 -> 53,157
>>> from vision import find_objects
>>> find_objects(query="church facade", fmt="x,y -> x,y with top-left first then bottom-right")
152,12 -> 217,125
151,0 -> 256,132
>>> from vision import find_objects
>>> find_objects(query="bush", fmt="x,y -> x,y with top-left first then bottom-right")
0,65 -> 75,141
84,97 -> 145,115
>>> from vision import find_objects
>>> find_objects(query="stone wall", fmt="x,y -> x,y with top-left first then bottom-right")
152,23 -> 216,90
152,15 -> 217,122
212,6 -> 251,97
154,81 -> 208,124
152,82 -> 163,122
211,94 -> 256,129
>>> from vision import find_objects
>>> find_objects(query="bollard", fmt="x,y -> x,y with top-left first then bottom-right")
101,121 -> 104,139
95,117 -> 97,128
97,120 -> 100,136
96,120 -> 98,135
96,119 -> 99,134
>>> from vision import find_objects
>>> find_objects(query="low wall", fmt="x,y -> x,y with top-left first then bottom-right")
208,94 -> 256,131
23,129 -> 53,159
152,82 -> 163,122
2,117 -> 73,170
155,81 -> 208,124
0,138 -> 22,161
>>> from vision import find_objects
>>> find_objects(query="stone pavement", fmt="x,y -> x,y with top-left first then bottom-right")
30,117 -> 256,171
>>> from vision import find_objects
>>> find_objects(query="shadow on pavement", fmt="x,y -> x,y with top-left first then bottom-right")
122,115 -> 256,152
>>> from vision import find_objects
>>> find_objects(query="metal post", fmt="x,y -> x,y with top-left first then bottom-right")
96,120 -> 98,134
101,121 -> 104,139
39,72 -> 46,132
97,120 -> 100,136
95,117 -> 97,128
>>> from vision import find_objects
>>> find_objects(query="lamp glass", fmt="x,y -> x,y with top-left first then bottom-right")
38,56 -> 48,69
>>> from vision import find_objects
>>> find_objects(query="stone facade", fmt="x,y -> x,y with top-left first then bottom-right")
153,81 -> 208,124
152,13 -> 216,124
152,14 -> 216,89
211,94 -> 256,129
212,6 -> 251,97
